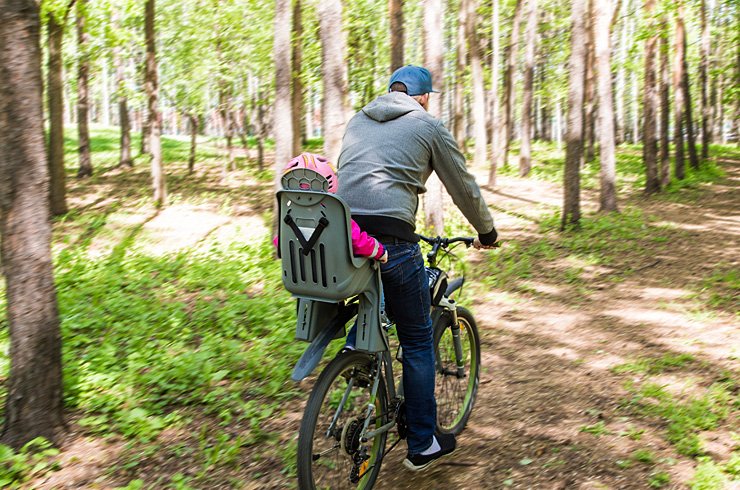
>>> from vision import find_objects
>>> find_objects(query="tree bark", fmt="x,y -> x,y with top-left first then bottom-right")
145,0 -> 165,206
699,0 -> 710,159
46,14 -> 68,215
673,6 -> 686,180
615,0 -> 627,144
389,0 -> 404,72
595,0 -> 618,209
643,0 -> 661,194
76,0 -> 92,179
453,3 -> 466,150
318,0 -> 349,163
502,0 -> 524,169
463,0 -> 488,171
113,8 -> 132,169
659,18 -> 671,188
518,0 -> 537,177
682,41 -> 699,170
488,0 -> 501,187
188,114 -> 198,174
423,0 -> 445,234
291,0 -> 304,155
583,5 -> 597,164
0,0 -> 64,449
562,0 -> 588,229
273,0 -> 293,231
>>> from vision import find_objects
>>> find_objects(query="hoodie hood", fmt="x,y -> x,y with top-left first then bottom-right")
362,92 -> 423,122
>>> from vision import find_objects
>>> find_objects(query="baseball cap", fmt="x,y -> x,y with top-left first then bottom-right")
388,65 -> 440,96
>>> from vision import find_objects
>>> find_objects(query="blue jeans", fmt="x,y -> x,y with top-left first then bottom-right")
346,242 -> 435,454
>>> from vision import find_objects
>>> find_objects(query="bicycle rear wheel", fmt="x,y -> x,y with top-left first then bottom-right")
297,350 -> 389,489
433,306 -> 481,434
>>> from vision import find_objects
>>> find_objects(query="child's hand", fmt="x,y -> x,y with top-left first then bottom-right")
379,250 -> 389,263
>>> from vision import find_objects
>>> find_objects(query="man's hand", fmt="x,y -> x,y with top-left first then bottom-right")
379,250 -> 389,263
472,237 -> 499,250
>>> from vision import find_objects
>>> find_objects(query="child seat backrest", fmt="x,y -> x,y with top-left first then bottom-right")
276,169 -> 386,352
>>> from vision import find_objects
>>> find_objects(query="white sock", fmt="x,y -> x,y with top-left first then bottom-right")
344,345 -> 355,351
419,436 -> 440,455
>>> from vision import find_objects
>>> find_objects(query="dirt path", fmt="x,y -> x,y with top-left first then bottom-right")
374,161 -> 739,489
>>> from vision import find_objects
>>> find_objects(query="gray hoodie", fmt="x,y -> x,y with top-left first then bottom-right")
337,92 -> 494,238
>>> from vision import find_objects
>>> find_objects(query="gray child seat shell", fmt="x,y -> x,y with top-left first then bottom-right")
276,168 -> 387,353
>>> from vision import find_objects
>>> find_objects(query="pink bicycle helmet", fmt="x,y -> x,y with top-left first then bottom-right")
282,153 -> 338,193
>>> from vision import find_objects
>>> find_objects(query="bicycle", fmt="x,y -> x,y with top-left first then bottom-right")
296,235 -> 482,489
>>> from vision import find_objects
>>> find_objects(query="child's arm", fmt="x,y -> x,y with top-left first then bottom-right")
350,220 -> 387,262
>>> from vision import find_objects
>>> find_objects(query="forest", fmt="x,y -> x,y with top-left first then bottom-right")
0,0 -> 738,487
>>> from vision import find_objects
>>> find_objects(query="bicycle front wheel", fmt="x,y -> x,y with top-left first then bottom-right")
433,306 -> 481,435
297,350 -> 389,490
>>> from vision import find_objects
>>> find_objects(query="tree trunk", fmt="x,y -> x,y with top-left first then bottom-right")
699,0 -> 710,159
463,0 -> 487,171
595,0 -> 618,209
0,0 -> 64,449
188,114 -> 198,174
682,42 -> 699,170
615,0 -> 627,144
673,7 -> 686,180
273,0 -> 293,231
291,0 -> 304,155
76,0 -> 92,179
389,0 -> 404,72
518,0 -> 537,177
488,0 -> 501,188
502,0 -> 524,168
562,0 -> 588,229
423,0 -> 445,234
583,6 -> 596,164
318,0 -> 349,163
453,3 -> 466,150
659,19 -> 671,188
643,0 -> 660,194
46,14 -> 68,215
113,8 -> 132,169
219,90 -> 235,176
145,0 -> 165,207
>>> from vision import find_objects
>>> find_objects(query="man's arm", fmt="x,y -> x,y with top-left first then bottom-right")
429,121 -> 496,241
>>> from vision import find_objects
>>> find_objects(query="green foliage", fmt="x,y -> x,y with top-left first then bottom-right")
0,438 -> 60,488
696,266 -> 739,311
632,448 -> 656,464
579,421 -> 610,437
612,353 -> 696,375
622,381 -> 735,458
690,457 -> 728,490
648,471 -> 671,488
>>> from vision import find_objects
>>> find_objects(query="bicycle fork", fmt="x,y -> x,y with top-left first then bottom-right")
438,297 -> 467,379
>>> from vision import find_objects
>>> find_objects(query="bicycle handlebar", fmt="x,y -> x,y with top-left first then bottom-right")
417,235 -> 475,247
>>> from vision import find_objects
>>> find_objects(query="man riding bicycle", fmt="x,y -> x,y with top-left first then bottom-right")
336,65 -> 498,471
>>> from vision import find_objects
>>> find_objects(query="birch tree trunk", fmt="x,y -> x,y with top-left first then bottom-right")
518,0 -> 537,177
424,0 -> 445,234
113,8 -> 132,169
682,42 -> 699,170
659,19 -> 671,188
595,0 -> 618,209
502,0 -> 524,168
145,0 -> 166,206
699,0 -> 710,159
273,0 -> 293,231
318,0 -> 349,163
643,0 -> 661,194
389,0 -> 404,71
292,0 -> 304,155
47,13 -> 68,215
453,3 -> 466,149
488,0 -> 501,187
188,114 -> 198,174
76,0 -> 92,178
464,0 -> 488,170
562,0 -> 588,229
0,0 -> 64,449
673,7 -> 686,180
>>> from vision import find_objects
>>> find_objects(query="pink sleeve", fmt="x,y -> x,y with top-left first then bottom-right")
273,235 -> 278,248
350,220 -> 385,259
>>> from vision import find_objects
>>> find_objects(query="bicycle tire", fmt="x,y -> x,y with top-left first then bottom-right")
433,306 -> 481,435
297,350 -> 389,489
